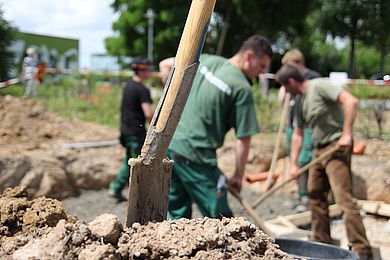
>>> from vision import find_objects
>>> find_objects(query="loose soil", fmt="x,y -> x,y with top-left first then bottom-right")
0,95 -> 121,199
1,187 -> 292,259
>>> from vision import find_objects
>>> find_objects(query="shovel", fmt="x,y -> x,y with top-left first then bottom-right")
126,0 -> 216,226
227,186 -> 275,236
251,144 -> 340,209
263,92 -> 291,191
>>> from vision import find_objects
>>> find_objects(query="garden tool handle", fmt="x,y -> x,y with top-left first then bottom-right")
140,0 -> 216,164
264,92 -> 291,191
252,144 -> 340,209
221,174 -> 275,236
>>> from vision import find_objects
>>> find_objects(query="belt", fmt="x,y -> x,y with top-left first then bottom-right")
169,151 -> 192,164
316,142 -> 332,149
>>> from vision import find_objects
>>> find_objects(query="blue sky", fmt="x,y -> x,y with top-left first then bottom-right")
1,0 -> 118,68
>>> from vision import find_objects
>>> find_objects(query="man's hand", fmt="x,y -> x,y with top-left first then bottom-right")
337,133 -> 353,149
227,174 -> 242,193
288,162 -> 300,180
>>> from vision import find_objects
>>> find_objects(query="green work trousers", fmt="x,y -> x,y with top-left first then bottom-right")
286,126 -> 313,198
109,135 -> 143,193
309,141 -> 371,254
167,150 -> 233,219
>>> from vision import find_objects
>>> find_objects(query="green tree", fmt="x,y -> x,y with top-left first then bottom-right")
317,0 -> 371,77
105,0 -> 317,65
213,0 -> 318,57
105,1 -> 191,65
0,6 -> 15,81
285,9 -> 344,76
363,0 -> 390,74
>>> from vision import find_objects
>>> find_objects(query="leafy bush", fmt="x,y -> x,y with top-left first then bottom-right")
347,84 -> 390,99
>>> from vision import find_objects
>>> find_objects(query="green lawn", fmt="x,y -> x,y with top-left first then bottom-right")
1,76 -> 122,129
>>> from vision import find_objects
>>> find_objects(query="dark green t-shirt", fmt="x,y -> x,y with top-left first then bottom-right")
169,54 -> 259,166
294,78 -> 344,146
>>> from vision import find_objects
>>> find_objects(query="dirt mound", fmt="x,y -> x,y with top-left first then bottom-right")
0,95 -> 118,149
0,187 -> 292,259
118,218 -> 291,259
0,96 -> 69,146
0,187 -> 72,237
0,96 -> 121,198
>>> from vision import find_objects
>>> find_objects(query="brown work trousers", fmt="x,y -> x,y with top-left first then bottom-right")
308,142 -> 371,254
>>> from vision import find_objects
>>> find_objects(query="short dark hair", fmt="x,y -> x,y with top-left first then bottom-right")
131,56 -> 153,74
275,63 -> 305,85
239,35 -> 273,59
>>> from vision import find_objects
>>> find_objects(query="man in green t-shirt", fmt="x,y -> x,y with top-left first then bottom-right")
278,49 -> 321,212
275,63 -> 372,259
168,35 -> 273,219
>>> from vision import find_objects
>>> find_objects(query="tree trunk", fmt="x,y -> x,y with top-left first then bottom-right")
348,36 -> 356,78
216,2 -> 232,56
379,44 -> 387,74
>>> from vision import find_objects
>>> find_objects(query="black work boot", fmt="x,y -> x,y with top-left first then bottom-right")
108,189 -> 127,202
357,251 -> 373,260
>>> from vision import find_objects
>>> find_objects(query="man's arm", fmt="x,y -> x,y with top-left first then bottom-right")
289,127 -> 304,179
141,102 -> 154,122
337,90 -> 358,148
228,136 -> 251,192
159,57 -> 175,85
278,86 -> 287,105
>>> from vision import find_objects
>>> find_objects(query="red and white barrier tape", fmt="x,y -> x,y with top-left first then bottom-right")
0,78 -> 20,89
347,79 -> 390,86
259,73 -> 390,86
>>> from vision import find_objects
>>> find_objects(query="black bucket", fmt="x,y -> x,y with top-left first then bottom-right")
275,238 -> 359,260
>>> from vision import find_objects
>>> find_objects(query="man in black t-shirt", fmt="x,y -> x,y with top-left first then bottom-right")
109,56 -> 154,201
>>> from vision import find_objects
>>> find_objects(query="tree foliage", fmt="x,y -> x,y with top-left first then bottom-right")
212,0 -> 318,56
105,0 -> 388,77
0,6 -> 15,81
362,0 -> 390,73
105,0 -> 190,65
317,0 -> 371,77
105,0 -> 317,66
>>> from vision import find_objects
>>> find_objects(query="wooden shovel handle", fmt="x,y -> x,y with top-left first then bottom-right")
228,187 -> 276,237
264,92 -> 291,190
156,0 -> 216,131
140,0 -> 216,164
252,144 -> 340,209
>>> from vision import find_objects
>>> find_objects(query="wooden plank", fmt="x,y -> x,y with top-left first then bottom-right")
270,204 -> 342,227
264,222 -> 311,239
268,200 -> 390,230
276,216 -> 298,229
62,140 -> 118,149
357,200 -> 390,217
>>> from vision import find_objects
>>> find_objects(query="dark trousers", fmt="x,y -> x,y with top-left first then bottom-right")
308,142 -> 371,254
167,150 -> 233,219
110,135 -> 143,193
